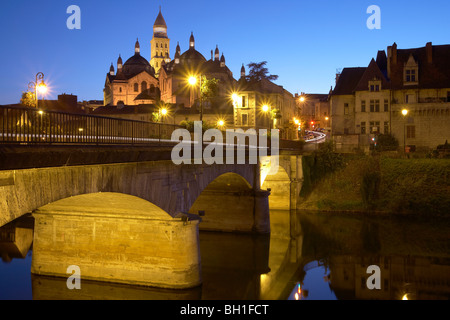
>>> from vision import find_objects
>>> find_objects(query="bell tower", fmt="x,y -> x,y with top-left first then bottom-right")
150,6 -> 170,76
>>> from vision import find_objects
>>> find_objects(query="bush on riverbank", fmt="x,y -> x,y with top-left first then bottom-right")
299,154 -> 450,216
300,141 -> 344,197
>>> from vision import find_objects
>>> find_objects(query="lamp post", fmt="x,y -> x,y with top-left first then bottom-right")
262,104 -> 271,131
188,75 -> 203,122
159,107 -> 168,142
402,109 -> 408,154
28,72 -> 47,109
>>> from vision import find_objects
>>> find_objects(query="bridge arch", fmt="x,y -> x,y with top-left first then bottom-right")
31,192 -> 202,289
189,172 -> 259,233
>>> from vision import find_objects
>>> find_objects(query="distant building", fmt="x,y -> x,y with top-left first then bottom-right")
100,7 -> 297,139
330,42 -> 450,151
295,93 -> 330,130
233,69 -> 298,140
39,94 -> 85,114
103,39 -> 159,106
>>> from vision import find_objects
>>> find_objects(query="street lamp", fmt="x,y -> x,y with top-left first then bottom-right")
188,75 -> 203,121
262,105 -> 271,131
402,109 -> 408,154
28,72 -> 47,109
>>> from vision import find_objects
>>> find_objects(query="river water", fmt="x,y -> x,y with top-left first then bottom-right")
1,210 -> 449,300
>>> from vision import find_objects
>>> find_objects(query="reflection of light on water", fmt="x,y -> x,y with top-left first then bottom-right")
288,282 -> 303,300
287,262 -> 337,300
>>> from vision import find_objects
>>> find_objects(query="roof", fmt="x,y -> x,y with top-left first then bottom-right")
354,58 -> 390,91
91,104 -> 159,115
389,43 -> 450,89
238,77 -> 285,94
332,67 -> 367,95
154,9 -> 167,27
122,53 -> 155,78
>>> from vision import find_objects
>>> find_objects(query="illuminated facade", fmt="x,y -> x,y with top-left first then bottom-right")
331,42 -> 450,151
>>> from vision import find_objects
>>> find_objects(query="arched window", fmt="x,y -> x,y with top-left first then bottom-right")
156,43 -> 158,48
165,44 -> 167,48
141,81 -> 147,92
134,83 -> 139,92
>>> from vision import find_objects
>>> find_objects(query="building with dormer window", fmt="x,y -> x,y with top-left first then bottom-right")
331,42 -> 450,151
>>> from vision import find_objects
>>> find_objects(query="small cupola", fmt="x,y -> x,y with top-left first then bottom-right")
135,38 -> 140,54
189,32 -> 195,49
117,55 -> 123,70
220,53 -> 225,67
215,45 -> 220,61
240,64 -> 245,78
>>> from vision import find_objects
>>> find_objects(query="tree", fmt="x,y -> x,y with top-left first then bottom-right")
20,91 -> 36,108
200,76 -> 219,101
246,61 -> 279,82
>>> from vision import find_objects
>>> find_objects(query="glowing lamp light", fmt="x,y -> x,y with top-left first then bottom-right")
217,119 -> 225,127
37,83 -> 47,94
294,119 -> 300,125
232,93 -> 239,102
160,108 -> 168,116
188,76 -> 197,86
294,292 -> 299,300
38,110 -> 44,115
402,109 -> 408,116
402,294 -> 409,300
78,128 -> 84,132
262,105 -> 270,112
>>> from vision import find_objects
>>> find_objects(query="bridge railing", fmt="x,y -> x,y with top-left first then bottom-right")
0,105 -> 183,145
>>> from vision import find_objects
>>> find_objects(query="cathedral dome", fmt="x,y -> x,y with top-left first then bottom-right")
179,47 -> 207,67
123,54 -> 155,77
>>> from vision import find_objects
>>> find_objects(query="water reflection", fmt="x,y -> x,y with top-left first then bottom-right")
286,212 -> 450,300
1,210 -> 450,300
0,214 -> 34,263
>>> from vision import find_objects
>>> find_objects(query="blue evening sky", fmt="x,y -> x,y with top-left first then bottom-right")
0,0 -> 449,104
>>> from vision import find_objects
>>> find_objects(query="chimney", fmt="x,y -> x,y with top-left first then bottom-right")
392,42 -> 398,65
426,42 -> 433,64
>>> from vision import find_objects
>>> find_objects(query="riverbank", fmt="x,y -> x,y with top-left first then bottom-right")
298,155 -> 450,216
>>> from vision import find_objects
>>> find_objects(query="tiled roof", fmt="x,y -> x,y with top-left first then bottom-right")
389,44 -> 450,89
332,67 -> 367,95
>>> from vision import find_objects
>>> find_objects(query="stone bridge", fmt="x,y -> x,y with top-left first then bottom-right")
0,145 -> 304,230
0,145 -> 304,289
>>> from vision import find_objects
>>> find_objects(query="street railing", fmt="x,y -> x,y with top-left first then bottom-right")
0,106 -> 183,145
